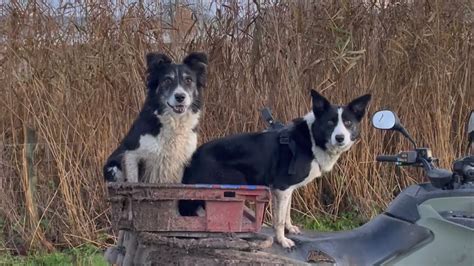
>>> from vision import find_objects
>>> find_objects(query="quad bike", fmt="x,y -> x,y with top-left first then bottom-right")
259,108 -> 474,266
106,109 -> 473,265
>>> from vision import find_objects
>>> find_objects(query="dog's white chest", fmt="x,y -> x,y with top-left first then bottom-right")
155,124 -> 197,161
138,130 -> 196,157
292,161 -> 322,189
136,112 -> 199,183
139,134 -> 164,154
314,152 -> 340,173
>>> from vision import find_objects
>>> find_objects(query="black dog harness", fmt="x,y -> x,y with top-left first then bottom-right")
279,128 -> 297,175
261,107 -> 297,175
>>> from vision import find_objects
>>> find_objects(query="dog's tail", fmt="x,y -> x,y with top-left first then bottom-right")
261,107 -> 285,132
103,161 -> 124,182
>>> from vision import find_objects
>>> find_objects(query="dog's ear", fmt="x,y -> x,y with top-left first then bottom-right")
347,94 -> 372,121
145,53 -> 172,92
311,89 -> 331,117
183,52 -> 208,88
146,52 -> 172,72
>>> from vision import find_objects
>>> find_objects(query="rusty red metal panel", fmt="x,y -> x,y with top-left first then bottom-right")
107,182 -> 270,233
206,201 -> 243,232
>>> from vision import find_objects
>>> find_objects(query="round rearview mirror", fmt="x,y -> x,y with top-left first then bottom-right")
372,110 -> 397,130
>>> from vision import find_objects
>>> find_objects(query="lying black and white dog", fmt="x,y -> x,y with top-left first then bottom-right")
103,52 -> 208,183
179,90 -> 371,248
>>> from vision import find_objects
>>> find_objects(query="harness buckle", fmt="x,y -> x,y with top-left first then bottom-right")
280,135 -> 290,144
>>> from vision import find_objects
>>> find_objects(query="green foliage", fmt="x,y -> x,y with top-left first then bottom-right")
0,245 -> 107,266
295,212 -> 365,232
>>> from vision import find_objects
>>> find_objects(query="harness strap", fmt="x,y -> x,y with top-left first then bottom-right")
279,129 -> 297,175
260,107 -> 296,175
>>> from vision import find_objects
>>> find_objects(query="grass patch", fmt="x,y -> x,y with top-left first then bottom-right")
295,212 -> 365,232
0,245 -> 107,266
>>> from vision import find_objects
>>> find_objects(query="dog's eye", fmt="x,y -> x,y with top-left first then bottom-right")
328,121 -> 335,126
184,77 -> 192,84
162,78 -> 172,85
344,120 -> 353,127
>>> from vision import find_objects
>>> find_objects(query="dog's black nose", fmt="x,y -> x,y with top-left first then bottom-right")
175,93 -> 186,103
335,134 -> 345,143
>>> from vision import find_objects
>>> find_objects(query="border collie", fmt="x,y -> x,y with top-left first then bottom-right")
103,52 -> 208,183
179,90 -> 371,248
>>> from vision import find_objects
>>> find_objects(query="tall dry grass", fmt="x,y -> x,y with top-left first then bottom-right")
0,0 -> 472,254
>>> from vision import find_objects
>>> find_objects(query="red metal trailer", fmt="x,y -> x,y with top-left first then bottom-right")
106,182 -> 309,265
108,183 -> 270,233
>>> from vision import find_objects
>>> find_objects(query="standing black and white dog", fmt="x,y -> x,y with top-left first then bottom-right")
179,89 -> 371,248
103,52 -> 208,184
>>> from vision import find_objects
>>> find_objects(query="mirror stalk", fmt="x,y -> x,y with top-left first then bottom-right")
399,127 -> 417,148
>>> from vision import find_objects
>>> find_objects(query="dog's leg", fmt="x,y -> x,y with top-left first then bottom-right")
272,189 -> 295,249
123,153 -> 139,183
285,193 -> 301,234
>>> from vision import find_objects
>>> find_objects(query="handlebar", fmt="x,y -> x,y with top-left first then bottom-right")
377,149 -> 474,188
377,148 -> 454,188
376,155 -> 399,162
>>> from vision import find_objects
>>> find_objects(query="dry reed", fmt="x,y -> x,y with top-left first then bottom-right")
0,0 -> 472,253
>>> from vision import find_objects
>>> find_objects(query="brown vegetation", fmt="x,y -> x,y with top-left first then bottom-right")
0,0 -> 472,253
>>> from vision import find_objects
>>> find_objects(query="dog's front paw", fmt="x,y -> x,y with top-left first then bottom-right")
276,236 -> 295,249
286,225 -> 301,235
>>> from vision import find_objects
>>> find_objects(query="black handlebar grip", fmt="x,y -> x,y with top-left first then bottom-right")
376,155 -> 399,162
